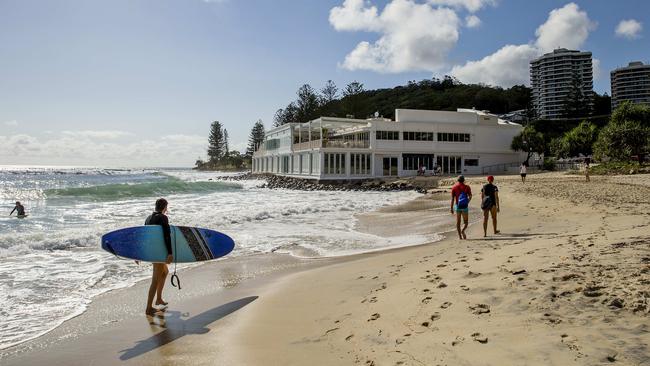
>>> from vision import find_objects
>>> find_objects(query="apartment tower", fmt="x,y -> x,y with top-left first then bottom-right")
530,48 -> 594,119
610,61 -> 650,110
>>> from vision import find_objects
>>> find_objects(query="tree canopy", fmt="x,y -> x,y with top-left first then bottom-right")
594,102 -> 650,162
511,126 -> 546,164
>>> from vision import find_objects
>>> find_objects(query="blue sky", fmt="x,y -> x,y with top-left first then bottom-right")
0,0 -> 648,166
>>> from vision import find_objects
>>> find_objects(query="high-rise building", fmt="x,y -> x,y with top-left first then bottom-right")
610,61 -> 650,110
530,48 -> 593,119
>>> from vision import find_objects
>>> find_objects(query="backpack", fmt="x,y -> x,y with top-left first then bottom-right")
457,191 -> 469,209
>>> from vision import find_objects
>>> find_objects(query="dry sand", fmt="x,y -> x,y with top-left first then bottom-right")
225,172 -> 650,366
2,172 -> 648,365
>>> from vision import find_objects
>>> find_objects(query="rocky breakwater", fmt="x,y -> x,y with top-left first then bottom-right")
218,172 -> 434,194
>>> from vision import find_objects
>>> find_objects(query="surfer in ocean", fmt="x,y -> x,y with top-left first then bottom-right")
144,198 -> 173,316
9,201 -> 26,217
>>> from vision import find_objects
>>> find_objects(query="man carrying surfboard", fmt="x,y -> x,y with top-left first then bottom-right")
9,201 -> 26,217
144,198 -> 173,316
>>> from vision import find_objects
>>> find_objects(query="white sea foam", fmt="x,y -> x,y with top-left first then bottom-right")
0,169 -> 431,350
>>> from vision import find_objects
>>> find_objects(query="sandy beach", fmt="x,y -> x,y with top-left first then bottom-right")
2,172 -> 649,366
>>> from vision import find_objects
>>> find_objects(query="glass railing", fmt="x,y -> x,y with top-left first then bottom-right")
323,140 -> 370,149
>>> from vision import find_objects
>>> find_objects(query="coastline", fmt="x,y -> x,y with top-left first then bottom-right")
2,172 -> 649,365
0,187 -> 445,365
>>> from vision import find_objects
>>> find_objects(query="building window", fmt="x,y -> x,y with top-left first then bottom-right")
437,133 -> 470,142
402,154 -> 435,171
265,138 -> 280,150
403,132 -> 434,141
324,153 -> 346,175
351,154 -> 371,175
376,131 -> 400,140
464,159 -> 479,166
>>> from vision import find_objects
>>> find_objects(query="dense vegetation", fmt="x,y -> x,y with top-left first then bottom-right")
512,102 -> 650,171
273,77 -> 536,126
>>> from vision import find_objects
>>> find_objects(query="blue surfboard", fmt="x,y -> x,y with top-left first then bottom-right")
101,226 -> 235,263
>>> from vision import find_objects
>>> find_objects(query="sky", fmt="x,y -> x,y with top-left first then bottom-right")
0,0 -> 648,167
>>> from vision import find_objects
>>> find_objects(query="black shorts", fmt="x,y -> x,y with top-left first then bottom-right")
520,173 -> 527,177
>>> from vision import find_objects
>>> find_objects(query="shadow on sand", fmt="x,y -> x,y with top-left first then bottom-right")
119,296 -> 258,361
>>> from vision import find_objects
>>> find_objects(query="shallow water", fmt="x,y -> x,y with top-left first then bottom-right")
0,167 -> 432,349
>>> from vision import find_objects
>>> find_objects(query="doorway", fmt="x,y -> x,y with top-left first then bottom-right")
383,157 -> 398,176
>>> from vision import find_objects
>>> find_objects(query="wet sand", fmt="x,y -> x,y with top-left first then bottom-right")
2,172 -> 649,365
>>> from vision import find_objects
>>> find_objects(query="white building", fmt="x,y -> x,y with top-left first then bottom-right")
611,61 -> 650,110
252,109 -> 524,180
530,48 -> 593,119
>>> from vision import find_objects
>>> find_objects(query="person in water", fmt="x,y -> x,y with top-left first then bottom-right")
481,175 -> 500,237
9,201 -> 26,217
144,198 -> 173,316
450,175 -> 472,240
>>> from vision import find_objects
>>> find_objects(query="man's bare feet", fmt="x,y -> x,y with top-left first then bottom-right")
156,300 -> 168,306
461,231 -> 467,239
494,230 -> 500,234
145,307 -> 157,316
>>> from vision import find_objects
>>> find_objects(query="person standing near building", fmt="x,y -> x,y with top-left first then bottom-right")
450,175 -> 472,240
481,176 -> 500,237
584,157 -> 590,182
520,162 -> 527,183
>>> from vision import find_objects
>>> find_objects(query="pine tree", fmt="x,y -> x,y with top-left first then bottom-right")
343,81 -> 365,118
295,84 -> 320,122
562,69 -> 592,118
246,119 -> 266,158
223,129 -> 230,158
320,80 -> 338,104
207,121 -> 225,163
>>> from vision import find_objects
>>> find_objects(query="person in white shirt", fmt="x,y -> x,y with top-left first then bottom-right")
520,163 -> 527,183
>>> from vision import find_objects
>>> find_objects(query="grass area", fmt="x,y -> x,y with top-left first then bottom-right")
589,162 -> 650,175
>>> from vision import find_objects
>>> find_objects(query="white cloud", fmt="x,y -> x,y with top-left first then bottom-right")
61,130 -> 134,139
3,120 -> 18,126
534,2 -> 596,53
0,132 -> 209,167
450,44 -> 539,87
427,0 -> 495,13
450,2 -> 596,87
465,15 -> 481,28
330,0 -> 461,73
329,0 -> 380,32
616,19 -> 642,39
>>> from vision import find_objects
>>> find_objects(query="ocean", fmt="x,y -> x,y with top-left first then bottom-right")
0,167 -> 432,349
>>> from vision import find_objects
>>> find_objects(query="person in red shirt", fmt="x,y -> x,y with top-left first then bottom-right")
450,175 -> 472,239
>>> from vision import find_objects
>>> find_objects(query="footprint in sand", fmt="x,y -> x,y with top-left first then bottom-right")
430,312 -> 441,321
368,313 -> 380,321
422,296 -> 432,304
345,334 -> 354,341
469,304 -> 491,315
471,332 -> 488,343
452,336 -> 465,346
438,282 -> 448,288
440,302 -> 452,309
460,285 -> 470,291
